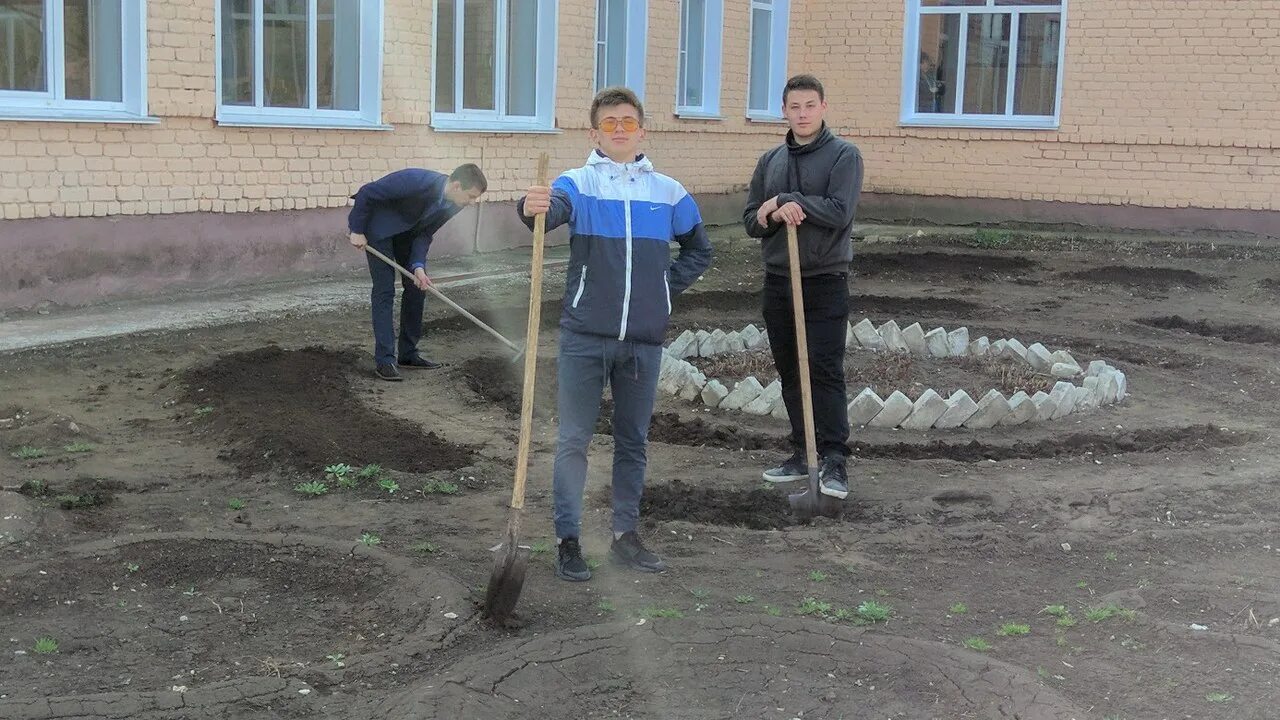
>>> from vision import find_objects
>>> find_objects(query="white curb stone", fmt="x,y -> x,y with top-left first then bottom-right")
964,389 -> 1013,429
694,329 -> 713,357
1001,338 -> 1030,363
743,380 -> 783,416
1086,360 -> 1109,377
658,363 -> 688,395
1098,369 -> 1121,404
771,401 -> 789,421
925,327 -> 951,357
1026,343 -> 1054,371
1032,390 -> 1056,422
869,390 -> 914,428
1073,384 -> 1099,412
726,330 -> 745,353
934,390 -> 980,429
1051,362 -> 1082,378
1049,381 -> 1077,419
847,387 -> 886,427
678,371 -> 708,401
901,389 -> 949,430
741,324 -> 763,350
999,391 -> 1038,426
1114,371 -> 1127,402
853,318 -> 886,351
968,336 -> 991,357
947,327 -> 970,357
846,322 -> 857,348
902,323 -> 929,356
990,339 -> 1008,356
879,320 -> 909,353
668,329 -> 697,359
701,380 -> 729,408
1050,350 -> 1079,368
720,376 -> 764,411
708,329 -> 728,356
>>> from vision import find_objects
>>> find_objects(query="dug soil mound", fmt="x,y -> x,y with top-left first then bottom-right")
181,346 -> 474,474
457,355 -> 558,418
854,251 -> 1038,280
1062,265 -> 1218,289
674,290 -> 986,322
1138,315 -> 1280,345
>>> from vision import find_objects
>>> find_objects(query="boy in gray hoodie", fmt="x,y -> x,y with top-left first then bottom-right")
743,74 -> 865,500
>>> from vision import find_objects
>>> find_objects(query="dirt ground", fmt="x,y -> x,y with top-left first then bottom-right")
2,227 -> 1278,720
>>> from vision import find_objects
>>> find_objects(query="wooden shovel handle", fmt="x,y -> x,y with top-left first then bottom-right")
511,152 -> 550,510
785,224 -> 820,472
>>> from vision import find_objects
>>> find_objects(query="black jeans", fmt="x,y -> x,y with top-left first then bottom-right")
762,272 -> 851,461
366,232 -> 425,366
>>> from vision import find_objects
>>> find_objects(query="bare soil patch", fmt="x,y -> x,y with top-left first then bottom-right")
1061,265 -> 1219,289
854,251 -> 1039,280
180,346 -> 474,474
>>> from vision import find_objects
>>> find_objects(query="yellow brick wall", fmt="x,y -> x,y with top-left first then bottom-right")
799,0 -> 1280,212
0,0 -> 1276,221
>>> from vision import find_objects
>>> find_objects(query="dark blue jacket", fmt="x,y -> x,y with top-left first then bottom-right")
516,151 -> 713,346
348,169 -> 461,270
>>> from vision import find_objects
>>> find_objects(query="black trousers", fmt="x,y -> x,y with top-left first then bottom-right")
761,272 -> 851,461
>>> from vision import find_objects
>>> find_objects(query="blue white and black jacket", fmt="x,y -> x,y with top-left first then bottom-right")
347,169 -> 461,271
518,151 -> 713,346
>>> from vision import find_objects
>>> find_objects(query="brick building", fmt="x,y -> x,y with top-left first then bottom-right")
1,0 -> 1276,309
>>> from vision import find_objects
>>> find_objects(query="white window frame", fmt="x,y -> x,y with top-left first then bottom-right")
745,0 -> 788,121
430,0 -> 559,133
593,0 -> 646,100
0,0 -> 153,123
214,0 -> 387,130
675,0 -> 721,118
900,0 -> 1067,130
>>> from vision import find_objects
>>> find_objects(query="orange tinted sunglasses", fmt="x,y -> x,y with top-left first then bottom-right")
598,117 -> 641,133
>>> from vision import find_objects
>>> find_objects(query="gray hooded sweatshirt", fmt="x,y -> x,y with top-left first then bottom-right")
743,123 -> 864,277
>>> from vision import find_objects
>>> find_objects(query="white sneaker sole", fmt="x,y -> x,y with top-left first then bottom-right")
820,485 -> 849,500
762,472 -> 806,483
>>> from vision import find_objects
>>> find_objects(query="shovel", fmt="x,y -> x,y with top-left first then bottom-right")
482,152 -> 551,623
783,224 -> 844,521
362,244 -> 526,362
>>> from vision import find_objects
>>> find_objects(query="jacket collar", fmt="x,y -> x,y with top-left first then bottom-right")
587,149 -> 655,174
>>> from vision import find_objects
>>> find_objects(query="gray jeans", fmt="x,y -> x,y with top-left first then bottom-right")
552,329 -> 662,540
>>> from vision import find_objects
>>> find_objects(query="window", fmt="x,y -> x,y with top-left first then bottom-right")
0,0 -> 150,122
746,0 -> 788,120
901,0 -> 1065,129
594,0 -> 645,99
216,0 -> 385,129
433,0 -> 558,132
676,0 -> 721,117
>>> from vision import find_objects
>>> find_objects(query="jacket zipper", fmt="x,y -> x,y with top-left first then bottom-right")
572,265 -> 587,308
618,177 -> 634,341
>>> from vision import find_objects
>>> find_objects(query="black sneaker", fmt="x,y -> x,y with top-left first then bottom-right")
819,456 -> 849,500
398,355 -> 442,369
555,538 -> 591,582
610,531 -> 667,573
375,363 -> 402,381
762,452 -> 808,483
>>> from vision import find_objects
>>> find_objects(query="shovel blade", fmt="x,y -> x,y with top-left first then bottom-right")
482,545 -> 530,623
787,470 -> 843,521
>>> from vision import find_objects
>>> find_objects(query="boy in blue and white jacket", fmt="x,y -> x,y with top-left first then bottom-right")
518,87 -> 713,582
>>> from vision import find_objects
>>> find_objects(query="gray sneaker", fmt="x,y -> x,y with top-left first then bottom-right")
610,531 -> 667,573
555,538 -> 592,582
762,452 -> 808,483
819,456 -> 849,500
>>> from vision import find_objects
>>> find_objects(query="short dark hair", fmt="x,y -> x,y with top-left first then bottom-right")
783,74 -> 825,104
450,163 -> 487,193
589,86 -> 645,128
